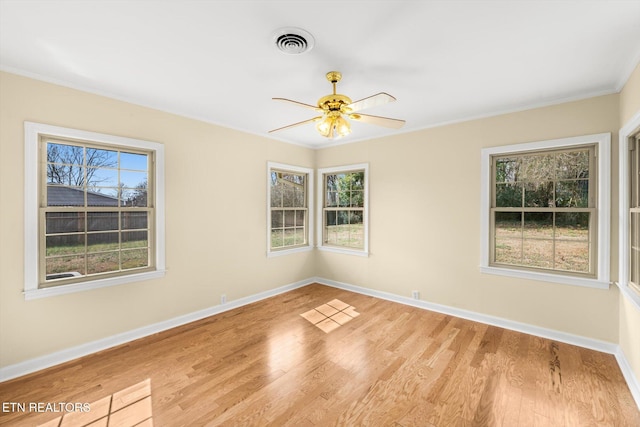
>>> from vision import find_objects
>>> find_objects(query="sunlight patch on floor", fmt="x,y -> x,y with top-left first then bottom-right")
300,299 -> 360,333
37,378 -> 153,427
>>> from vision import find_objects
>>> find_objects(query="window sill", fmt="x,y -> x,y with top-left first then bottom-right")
480,266 -> 609,290
267,246 -> 313,258
24,270 -> 166,300
317,246 -> 369,257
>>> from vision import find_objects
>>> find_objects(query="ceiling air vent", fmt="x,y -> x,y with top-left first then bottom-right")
273,27 -> 315,55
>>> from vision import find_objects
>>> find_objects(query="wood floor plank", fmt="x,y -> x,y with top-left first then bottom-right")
0,283 -> 638,426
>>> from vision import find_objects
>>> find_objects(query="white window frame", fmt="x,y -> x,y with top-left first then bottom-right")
317,163 -> 369,256
480,133 -> 610,289
266,162 -> 314,257
24,122 -> 166,300
619,111 -> 640,309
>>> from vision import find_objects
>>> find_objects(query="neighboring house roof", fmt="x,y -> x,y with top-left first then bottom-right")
47,185 -> 119,207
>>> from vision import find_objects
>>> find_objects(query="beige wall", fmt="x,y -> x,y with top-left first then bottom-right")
316,94 -> 621,343
0,72 -> 315,367
619,62 -> 640,384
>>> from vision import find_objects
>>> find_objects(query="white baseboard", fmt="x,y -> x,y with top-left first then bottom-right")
2,276 -> 639,411
313,276 -> 640,410
0,278 -> 313,382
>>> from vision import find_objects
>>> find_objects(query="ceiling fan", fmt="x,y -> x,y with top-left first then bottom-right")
269,71 -> 405,139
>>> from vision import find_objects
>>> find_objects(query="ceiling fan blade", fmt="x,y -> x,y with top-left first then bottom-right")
346,92 -> 396,113
269,116 -> 322,133
350,113 -> 405,129
273,98 -> 321,111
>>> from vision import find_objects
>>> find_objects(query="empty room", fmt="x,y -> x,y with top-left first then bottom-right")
1,1 -> 640,426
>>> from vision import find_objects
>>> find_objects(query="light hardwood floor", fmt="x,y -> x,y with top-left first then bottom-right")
0,283 -> 638,426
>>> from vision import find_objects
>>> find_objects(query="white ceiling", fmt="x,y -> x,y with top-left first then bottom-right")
1,0 -> 639,148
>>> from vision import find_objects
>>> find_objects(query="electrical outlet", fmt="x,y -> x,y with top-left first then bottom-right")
221,294 -> 227,304
411,290 -> 420,300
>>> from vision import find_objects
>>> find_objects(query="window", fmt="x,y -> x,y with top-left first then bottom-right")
267,162 -> 313,256
619,114 -> 640,304
318,164 -> 369,255
480,134 -> 610,289
25,122 -> 165,299
629,134 -> 640,295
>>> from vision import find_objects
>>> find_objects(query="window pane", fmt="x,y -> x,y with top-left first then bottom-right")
523,212 -> 553,239
350,172 -> 365,191
632,247 -> 640,287
47,185 -> 85,207
632,212 -> 640,286
283,229 -> 296,246
46,234 -> 85,256
87,147 -> 118,168
284,211 -> 295,227
326,191 -> 339,207
122,248 -> 148,269
326,175 -> 339,192
520,154 -> 554,181
47,142 -> 83,166
295,210 -> 305,226
270,189 -> 282,208
293,187 -> 305,207
46,255 -> 86,278
350,190 -> 364,207
123,189 -> 147,207
522,239 -> 553,269
496,183 -> 522,207
337,210 -> 349,225
46,212 -> 85,233
87,167 -> 118,188
495,238 -> 522,264
120,171 -> 147,189
87,252 -> 119,274
122,230 -> 148,248
88,232 -> 119,252
555,212 -> 589,240
338,191 -> 350,207
87,188 -> 119,207
524,182 -> 553,207
555,241 -> 590,273
281,188 -> 296,208
294,227 -> 305,245
556,180 -> 589,208
325,211 -> 337,226
121,212 -> 148,230
88,212 -> 118,231
271,210 -> 284,228
271,229 -> 284,248
495,158 -> 519,183
556,150 -> 589,180
495,212 -> 521,238
47,165 -> 86,187
120,152 -> 148,171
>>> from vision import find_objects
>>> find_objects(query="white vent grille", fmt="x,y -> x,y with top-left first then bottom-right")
273,27 -> 314,55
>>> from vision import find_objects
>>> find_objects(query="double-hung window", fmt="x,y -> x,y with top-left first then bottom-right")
318,164 -> 369,255
481,133 -> 610,288
267,162 -> 313,256
618,114 -> 640,303
25,122 -> 165,299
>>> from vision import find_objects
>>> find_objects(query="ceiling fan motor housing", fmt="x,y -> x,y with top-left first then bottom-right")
318,94 -> 353,112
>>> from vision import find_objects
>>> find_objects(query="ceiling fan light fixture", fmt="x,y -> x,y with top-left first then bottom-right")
334,116 -> 351,138
316,115 -> 351,139
272,27 -> 315,55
